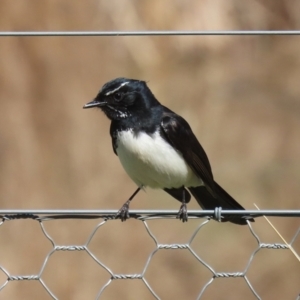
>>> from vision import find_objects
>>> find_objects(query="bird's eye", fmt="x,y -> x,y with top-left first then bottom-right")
114,92 -> 122,101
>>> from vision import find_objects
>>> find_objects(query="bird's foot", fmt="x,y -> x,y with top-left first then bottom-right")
177,203 -> 188,222
115,201 -> 130,221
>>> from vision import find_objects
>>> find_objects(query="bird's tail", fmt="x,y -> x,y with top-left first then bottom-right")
189,182 -> 254,225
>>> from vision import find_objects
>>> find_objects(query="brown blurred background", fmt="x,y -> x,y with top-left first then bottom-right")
0,0 -> 299,299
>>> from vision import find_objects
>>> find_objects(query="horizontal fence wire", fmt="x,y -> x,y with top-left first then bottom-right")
1,30 -> 300,37
0,209 -> 300,220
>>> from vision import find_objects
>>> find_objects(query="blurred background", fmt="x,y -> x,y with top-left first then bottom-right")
0,0 -> 299,299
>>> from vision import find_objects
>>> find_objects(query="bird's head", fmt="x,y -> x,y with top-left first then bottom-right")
83,78 -> 160,120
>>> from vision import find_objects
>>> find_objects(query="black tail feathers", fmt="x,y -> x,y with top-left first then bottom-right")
189,182 -> 254,225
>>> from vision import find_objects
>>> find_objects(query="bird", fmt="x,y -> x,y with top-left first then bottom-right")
83,77 -> 254,225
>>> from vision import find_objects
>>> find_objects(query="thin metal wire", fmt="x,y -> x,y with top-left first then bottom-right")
0,209 -> 299,216
1,30 -> 300,37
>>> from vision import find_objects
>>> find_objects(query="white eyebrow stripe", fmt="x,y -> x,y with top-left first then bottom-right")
105,81 -> 129,96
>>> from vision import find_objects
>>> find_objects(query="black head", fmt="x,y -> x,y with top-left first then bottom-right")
83,78 -> 160,120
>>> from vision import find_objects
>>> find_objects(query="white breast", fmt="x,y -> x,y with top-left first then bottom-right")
116,130 -> 203,189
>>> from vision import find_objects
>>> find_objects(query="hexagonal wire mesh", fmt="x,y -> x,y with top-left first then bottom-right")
0,209 -> 299,299
0,30 -> 299,299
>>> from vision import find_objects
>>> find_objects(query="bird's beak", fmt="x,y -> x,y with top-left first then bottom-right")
83,99 -> 106,109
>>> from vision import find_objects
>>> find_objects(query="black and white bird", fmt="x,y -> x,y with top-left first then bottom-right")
83,78 -> 253,225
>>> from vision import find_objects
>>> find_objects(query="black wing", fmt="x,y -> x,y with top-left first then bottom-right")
160,109 -> 216,197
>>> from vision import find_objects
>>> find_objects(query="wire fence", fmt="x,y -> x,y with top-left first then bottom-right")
0,210 -> 299,300
1,30 -> 300,36
1,28 -> 300,299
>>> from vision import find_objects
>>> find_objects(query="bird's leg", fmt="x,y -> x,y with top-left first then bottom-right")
115,187 -> 141,221
177,187 -> 188,222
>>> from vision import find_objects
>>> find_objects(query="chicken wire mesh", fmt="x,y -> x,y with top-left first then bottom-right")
0,210 -> 299,300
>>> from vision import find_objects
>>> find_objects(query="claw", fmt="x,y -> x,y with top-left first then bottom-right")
115,187 -> 141,221
177,203 -> 188,222
115,201 -> 130,221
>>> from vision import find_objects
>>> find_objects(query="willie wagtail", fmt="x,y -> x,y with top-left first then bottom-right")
83,78 -> 253,225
